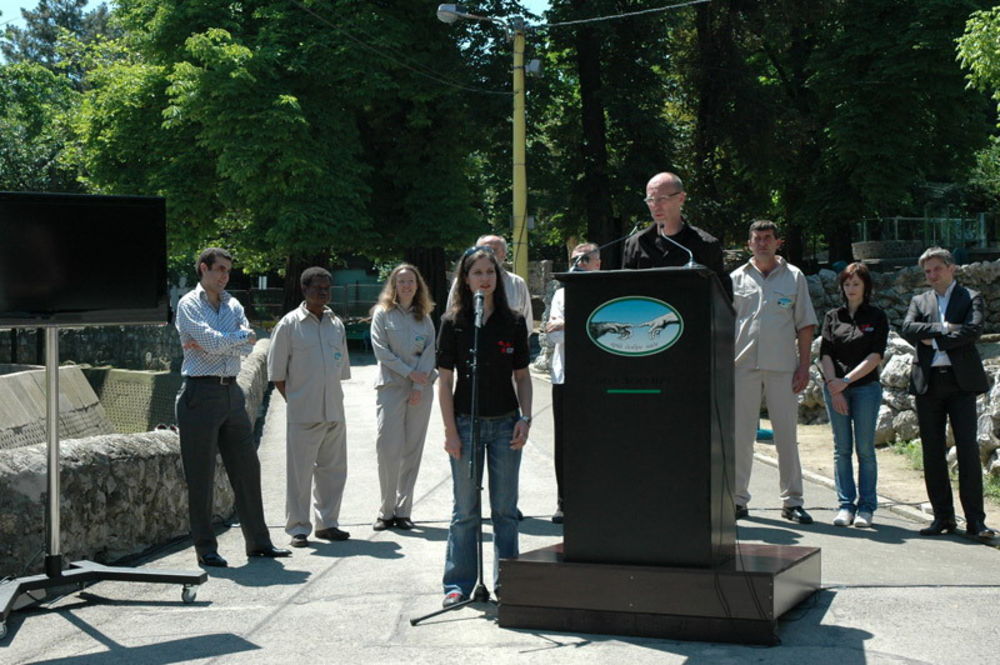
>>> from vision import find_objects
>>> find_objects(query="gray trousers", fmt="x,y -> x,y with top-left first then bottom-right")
734,368 -> 804,508
176,379 -> 272,556
286,420 -> 348,535
375,383 -> 434,519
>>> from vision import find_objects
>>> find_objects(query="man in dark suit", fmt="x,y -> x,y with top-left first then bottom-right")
901,247 -> 994,540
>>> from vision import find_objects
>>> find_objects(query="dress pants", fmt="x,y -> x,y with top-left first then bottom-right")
552,383 -> 565,511
176,379 -> 273,556
375,382 -> 434,520
285,420 -> 348,536
915,368 -> 985,525
734,368 -> 804,508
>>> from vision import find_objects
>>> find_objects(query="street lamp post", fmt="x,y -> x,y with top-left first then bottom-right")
437,4 -> 530,283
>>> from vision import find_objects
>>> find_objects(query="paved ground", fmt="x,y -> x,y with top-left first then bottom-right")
3,356 -> 999,664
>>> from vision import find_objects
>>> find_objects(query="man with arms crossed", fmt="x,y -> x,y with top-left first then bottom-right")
268,267 -> 353,547
901,247 -> 995,540
175,247 -> 290,567
731,221 -> 817,524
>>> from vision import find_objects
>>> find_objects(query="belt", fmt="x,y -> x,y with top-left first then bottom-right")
186,375 -> 238,385
931,366 -> 953,374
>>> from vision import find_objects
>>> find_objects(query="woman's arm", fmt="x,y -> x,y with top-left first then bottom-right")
511,367 -> 533,449
438,368 -> 462,459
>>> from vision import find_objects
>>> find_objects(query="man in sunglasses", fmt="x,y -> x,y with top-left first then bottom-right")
544,242 -> 601,524
623,171 -> 732,300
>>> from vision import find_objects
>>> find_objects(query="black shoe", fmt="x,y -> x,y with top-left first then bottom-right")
735,505 -> 749,520
781,506 -> 813,524
248,545 -> 292,558
197,552 -> 228,568
919,518 -> 957,536
965,521 -> 996,539
289,534 -> 308,548
442,592 -> 466,608
394,517 -> 415,530
315,527 -> 350,541
516,509 -> 525,521
373,517 -> 392,531
551,509 -> 563,524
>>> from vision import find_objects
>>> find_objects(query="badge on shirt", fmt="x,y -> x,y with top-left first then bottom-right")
334,352 -> 343,360
860,324 -> 874,333
776,297 -> 794,309
415,335 -> 426,343
498,340 -> 514,355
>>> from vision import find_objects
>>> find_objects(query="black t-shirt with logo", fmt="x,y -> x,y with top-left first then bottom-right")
437,310 -> 529,417
819,303 -> 889,387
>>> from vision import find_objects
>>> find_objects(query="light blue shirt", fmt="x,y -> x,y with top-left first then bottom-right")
930,280 -> 956,367
175,283 -> 253,377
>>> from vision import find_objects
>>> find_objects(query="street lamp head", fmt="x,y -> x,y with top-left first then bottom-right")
436,4 -> 466,24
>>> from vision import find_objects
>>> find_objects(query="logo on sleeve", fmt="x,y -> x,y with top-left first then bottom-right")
498,340 -> 514,354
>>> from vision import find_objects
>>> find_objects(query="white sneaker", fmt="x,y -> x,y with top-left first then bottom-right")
833,508 -> 855,526
855,511 -> 873,528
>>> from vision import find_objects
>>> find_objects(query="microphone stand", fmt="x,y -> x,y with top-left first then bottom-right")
658,226 -> 703,269
410,291 -> 490,625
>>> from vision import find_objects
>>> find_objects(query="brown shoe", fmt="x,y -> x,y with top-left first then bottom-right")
372,518 -> 392,531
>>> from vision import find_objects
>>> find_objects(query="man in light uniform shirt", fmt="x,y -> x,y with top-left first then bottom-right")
267,267 -> 352,547
730,221 -> 817,524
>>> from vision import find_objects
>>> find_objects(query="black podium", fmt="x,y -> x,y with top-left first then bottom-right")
499,267 -> 821,645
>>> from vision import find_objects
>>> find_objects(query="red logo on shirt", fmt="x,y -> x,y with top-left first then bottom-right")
860,324 -> 875,333
498,340 -> 514,354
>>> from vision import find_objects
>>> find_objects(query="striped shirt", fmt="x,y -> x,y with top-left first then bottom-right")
175,283 -> 253,377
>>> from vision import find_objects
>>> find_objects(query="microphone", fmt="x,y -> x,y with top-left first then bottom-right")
570,223 -> 643,271
658,225 -> 702,268
474,290 -> 485,328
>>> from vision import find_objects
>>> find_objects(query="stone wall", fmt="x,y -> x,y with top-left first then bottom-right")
0,339 -> 271,579
0,325 -> 183,371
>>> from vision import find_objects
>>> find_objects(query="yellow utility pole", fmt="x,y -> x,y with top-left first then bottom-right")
511,17 -> 528,282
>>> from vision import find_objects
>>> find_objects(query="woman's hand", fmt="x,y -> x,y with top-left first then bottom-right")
444,429 -> 462,459
511,420 -> 530,450
409,371 -> 428,385
408,390 -> 422,406
831,392 -> 849,416
827,378 -> 848,395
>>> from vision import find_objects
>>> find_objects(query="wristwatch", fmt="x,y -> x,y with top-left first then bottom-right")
520,415 -> 533,425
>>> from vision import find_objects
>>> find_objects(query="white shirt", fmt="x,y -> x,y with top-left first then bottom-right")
930,280 -> 956,367
267,303 -> 351,423
731,257 -> 817,372
175,284 -> 253,377
547,287 -> 566,384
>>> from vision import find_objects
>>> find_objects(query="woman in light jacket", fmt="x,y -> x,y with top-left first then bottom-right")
370,264 -> 437,531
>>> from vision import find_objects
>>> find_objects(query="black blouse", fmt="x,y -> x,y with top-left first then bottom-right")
819,303 -> 889,387
437,310 -> 529,417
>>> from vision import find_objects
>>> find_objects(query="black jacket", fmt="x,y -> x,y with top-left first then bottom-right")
900,283 -> 988,395
622,222 -> 733,301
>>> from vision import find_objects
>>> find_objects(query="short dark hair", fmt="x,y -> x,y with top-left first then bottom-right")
300,266 -> 332,289
748,220 -> 779,238
839,262 -> 873,304
196,247 -> 232,276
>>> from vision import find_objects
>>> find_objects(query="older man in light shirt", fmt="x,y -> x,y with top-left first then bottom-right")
446,234 -> 534,328
268,267 -> 352,547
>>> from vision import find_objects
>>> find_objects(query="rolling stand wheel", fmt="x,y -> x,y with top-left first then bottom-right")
181,585 -> 197,604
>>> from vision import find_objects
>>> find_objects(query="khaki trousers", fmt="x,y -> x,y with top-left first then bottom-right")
285,420 -> 347,536
375,382 -> 434,519
734,368 -> 804,508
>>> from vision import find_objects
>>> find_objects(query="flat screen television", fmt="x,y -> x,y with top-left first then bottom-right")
0,192 -> 169,327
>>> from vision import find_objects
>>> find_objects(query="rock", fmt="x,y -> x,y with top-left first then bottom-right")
946,445 -> 958,474
988,450 -> 1000,478
977,412 -> 1000,464
875,405 -> 896,445
881,354 -> 912,390
884,388 -> 915,412
893,410 -> 920,442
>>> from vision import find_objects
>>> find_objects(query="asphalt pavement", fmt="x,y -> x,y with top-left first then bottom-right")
3,355 -> 999,664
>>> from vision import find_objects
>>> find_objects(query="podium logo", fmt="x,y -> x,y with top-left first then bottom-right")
586,296 -> 684,357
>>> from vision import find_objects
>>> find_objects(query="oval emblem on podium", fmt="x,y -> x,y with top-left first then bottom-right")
586,296 -> 684,357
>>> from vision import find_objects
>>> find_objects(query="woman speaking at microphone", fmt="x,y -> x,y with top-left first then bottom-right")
436,246 -> 532,608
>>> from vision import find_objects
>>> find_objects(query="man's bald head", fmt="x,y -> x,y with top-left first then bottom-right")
646,172 -> 684,193
476,234 -> 508,263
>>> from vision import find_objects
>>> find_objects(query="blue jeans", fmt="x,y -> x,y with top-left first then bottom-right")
443,413 -> 521,596
823,381 -> 881,513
